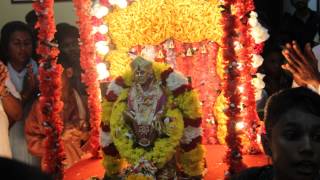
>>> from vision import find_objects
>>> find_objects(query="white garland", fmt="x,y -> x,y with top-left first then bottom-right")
251,54 -> 264,69
251,73 -> 266,101
100,130 -> 113,147
180,126 -> 203,144
106,80 -> 123,97
166,71 -> 189,91
248,11 -> 269,101
248,11 -> 269,44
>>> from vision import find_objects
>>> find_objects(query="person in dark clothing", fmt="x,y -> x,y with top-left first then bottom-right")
54,23 -> 87,96
279,0 -> 320,47
0,157 -> 53,180
231,87 -> 320,180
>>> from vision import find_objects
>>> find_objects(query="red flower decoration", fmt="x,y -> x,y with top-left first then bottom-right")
73,0 -> 102,157
33,0 -> 65,177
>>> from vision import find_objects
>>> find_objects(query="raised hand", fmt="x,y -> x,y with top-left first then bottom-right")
0,62 -> 9,97
22,64 -> 37,103
281,41 -> 320,89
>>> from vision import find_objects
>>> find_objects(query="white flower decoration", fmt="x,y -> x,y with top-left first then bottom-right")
106,80 -> 124,96
251,54 -> 264,68
251,73 -> 265,89
181,126 -> 203,144
100,130 -> 113,147
249,11 -> 270,44
166,71 -> 189,91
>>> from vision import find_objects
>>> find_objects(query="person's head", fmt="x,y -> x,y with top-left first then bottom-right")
0,21 -> 34,66
263,87 -> 320,180
130,56 -> 154,85
290,0 -> 310,11
57,52 -> 74,90
25,10 -> 38,29
55,23 -> 80,62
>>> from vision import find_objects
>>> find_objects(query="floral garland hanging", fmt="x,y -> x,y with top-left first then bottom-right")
33,0 -> 65,177
219,0 -> 269,176
234,0 -> 267,154
91,1 -> 111,81
108,89 -> 184,168
73,0 -> 102,157
219,0 -> 247,176
101,62 -> 205,179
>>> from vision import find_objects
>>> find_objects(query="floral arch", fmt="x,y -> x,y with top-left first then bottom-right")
32,0 -> 269,178
104,0 -> 223,147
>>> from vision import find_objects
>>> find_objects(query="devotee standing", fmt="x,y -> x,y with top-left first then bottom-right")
0,21 -> 39,166
0,62 -> 22,158
279,0 -> 320,47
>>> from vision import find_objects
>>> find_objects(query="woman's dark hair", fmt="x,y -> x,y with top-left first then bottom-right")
57,52 -> 73,69
25,10 -> 38,28
54,23 -> 79,44
264,87 -> 320,137
0,21 -> 35,64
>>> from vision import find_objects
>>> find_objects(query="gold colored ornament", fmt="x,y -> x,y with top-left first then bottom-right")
169,40 -> 174,49
186,48 -> 193,57
200,45 -> 207,54
157,50 -> 165,59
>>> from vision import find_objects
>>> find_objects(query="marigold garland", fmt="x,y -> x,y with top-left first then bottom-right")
101,62 -> 205,178
33,0 -> 65,178
73,0 -> 102,157
177,144 -> 206,177
109,91 -> 184,168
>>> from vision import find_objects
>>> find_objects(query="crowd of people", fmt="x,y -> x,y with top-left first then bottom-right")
0,0 -> 319,179
0,9 -> 89,179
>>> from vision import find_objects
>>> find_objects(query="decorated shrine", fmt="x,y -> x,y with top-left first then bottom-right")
32,0 -> 269,179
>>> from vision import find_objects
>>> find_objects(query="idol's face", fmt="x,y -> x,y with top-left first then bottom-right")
270,108 -> 320,180
133,67 -> 153,85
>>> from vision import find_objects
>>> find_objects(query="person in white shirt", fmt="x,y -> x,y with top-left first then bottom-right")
0,21 -> 39,166
0,62 -> 22,158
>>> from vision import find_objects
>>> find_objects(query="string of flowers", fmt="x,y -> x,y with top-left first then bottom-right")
92,0 -> 111,81
101,61 -> 205,178
220,0 -> 247,176
73,0 -> 102,157
33,0 -> 65,178
233,0 -> 261,154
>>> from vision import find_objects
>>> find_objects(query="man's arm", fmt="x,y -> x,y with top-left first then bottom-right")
2,93 -> 22,125
25,101 -> 47,157
0,63 -> 23,125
